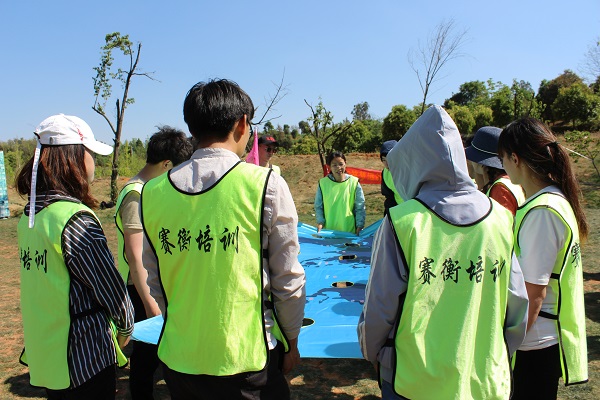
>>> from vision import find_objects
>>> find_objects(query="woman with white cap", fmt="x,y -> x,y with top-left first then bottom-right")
15,114 -> 134,399
465,126 -> 525,215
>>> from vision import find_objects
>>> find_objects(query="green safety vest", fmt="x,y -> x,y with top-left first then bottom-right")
114,181 -> 144,283
18,201 -> 126,390
514,191 -> 588,385
319,175 -> 358,233
487,177 -> 526,206
389,198 -> 514,399
382,168 -> 404,205
141,162 -> 287,375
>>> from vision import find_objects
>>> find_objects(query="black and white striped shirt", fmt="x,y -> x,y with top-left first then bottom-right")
24,192 -> 134,388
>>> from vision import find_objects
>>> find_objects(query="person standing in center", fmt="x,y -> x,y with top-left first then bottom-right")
314,151 -> 366,234
114,126 -> 193,399
141,79 -> 306,400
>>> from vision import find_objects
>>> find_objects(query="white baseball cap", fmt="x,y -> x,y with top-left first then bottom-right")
28,114 -> 112,228
34,114 -> 113,155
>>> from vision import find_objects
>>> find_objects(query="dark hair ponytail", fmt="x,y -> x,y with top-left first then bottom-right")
498,118 -> 588,240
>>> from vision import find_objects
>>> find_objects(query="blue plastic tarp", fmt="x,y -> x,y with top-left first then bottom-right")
132,219 -> 381,359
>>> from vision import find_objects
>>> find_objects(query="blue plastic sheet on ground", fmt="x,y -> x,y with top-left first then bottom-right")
0,151 -> 9,219
132,219 -> 381,359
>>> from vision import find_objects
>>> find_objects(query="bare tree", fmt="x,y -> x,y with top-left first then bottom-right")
92,32 -> 156,203
580,36 -> 600,83
408,19 -> 468,115
253,69 -> 290,126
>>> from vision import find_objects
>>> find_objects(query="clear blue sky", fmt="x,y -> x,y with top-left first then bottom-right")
1,0 -> 599,145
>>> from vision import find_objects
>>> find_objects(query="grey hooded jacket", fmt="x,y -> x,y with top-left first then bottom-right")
357,105 -> 529,384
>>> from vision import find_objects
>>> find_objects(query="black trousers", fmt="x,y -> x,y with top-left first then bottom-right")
46,365 -> 116,400
162,341 -> 290,400
127,285 -> 160,400
512,344 -> 562,400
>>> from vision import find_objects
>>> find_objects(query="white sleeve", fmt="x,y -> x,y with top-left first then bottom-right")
517,208 -> 567,285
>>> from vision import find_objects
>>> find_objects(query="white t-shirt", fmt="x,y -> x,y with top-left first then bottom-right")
518,186 -> 567,350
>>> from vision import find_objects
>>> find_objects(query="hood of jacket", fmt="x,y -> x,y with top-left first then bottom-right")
388,105 -> 477,201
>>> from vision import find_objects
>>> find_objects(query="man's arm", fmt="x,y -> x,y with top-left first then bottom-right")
314,183 -> 325,231
354,182 -> 366,233
120,191 -> 161,318
124,229 -> 161,317
504,253 -> 529,355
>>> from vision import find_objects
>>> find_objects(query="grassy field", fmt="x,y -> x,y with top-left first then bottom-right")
1,152 -> 599,399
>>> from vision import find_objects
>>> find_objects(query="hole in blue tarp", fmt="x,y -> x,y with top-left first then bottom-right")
302,318 -> 315,327
331,281 -> 354,288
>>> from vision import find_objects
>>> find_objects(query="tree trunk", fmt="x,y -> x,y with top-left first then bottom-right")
110,141 -> 120,203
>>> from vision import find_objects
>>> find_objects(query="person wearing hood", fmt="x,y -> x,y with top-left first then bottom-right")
380,140 -> 404,216
357,106 -> 529,399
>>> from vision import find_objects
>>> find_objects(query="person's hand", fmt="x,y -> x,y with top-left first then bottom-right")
283,338 -> 300,374
117,333 -> 130,349
317,224 -> 323,233
143,302 -> 162,318
356,227 -> 363,235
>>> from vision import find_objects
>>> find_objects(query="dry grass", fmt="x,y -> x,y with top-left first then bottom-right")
1,152 -> 599,399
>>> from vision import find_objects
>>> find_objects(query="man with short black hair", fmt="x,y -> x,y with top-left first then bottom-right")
142,79 -> 305,399
114,126 -> 193,399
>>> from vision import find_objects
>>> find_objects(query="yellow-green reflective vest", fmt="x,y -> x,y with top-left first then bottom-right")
487,177 -> 526,206
514,192 -> 588,385
114,181 -> 144,283
319,175 -> 358,233
18,201 -> 126,390
382,168 -> 404,205
389,199 -> 514,399
141,162 -> 286,375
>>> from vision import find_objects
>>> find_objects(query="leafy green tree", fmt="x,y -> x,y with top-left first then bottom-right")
263,121 -> 275,134
331,120 -> 372,153
351,102 -> 371,121
298,120 -> 311,135
447,105 -> 475,135
490,84 -> 514,127
289,135 -> 318,155
444,80 -> 490,107
382,105 -> 416,141
509,80 -> 545,120
92,32 -> 155,202
471,105 -> 495,130
359,119 -> 383,152
553,82 -> 600,128
591,75 -> 600,95
537,70 -> 584,123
